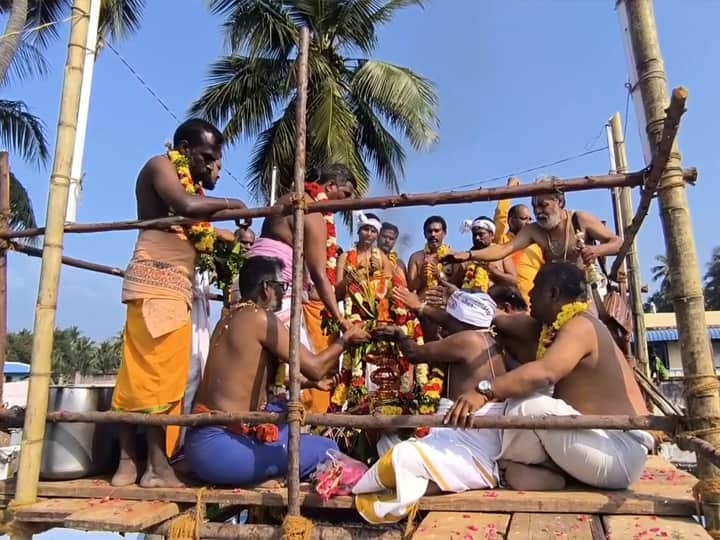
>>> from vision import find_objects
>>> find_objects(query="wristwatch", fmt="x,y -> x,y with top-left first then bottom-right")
476,380 -> 495,400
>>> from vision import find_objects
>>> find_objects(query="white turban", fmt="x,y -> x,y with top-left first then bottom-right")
445,290 -> 496,328
460,218 -> 496,235
353,210 -> 382,232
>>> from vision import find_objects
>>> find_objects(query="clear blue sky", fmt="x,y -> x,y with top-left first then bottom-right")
6,0 -> 720,341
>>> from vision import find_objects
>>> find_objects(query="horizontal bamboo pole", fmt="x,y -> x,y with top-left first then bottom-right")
675,434 -> 720,470
7,242 -> 224,302
0,169 -> 698,241
0,407 -> 680,432
610,87 -> 689,279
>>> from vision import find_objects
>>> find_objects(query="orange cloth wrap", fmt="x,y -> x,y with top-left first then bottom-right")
302,300 -> 332,413
112,300 -> 192,458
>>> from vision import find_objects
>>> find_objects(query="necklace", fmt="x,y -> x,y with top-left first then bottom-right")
545,213 -> 571,262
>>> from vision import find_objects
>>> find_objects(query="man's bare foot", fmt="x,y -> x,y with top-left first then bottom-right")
111,457 -> 139,487
140,466 -> 186,488
503,462 -> 566,491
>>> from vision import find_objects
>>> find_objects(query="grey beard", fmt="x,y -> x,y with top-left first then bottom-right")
537,214 -> 561,231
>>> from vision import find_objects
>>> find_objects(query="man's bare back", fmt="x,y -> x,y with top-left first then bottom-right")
442,331 -> 507,401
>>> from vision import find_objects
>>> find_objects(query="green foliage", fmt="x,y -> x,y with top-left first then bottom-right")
7,327 -> 124,383
704,247 -> 720,311
198,241 -> 246,300
192,0 -> 438,204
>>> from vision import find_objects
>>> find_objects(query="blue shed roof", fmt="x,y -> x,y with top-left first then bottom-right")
647,327 -> 720,342
4,362 -> 30,375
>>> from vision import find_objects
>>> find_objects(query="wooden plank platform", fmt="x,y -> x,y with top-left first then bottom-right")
507,513 -> 603,539
0,456 -> 698,516
12,498 -> 182,532
414,512 -> 510,539
603,515 -> 711,539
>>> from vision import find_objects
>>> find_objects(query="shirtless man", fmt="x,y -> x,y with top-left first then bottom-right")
378,222 -> 407,279
185,256 -> 367,486
442,181 -> 621,273
456,216 -> 517,289
254,164 -> 355,331
112,119 -> 247,488
354,290 -> 506,525
407,216 -> 459,340
445,262 -> 654,490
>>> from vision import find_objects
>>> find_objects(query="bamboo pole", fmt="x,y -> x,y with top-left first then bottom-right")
0,407 -> 682,432
286,26 -> 310,518
610,113 -> 650,375
619,0 -> 720,530
0,152 -> 9,405
0,169 -> 699,242
609,87 -> 688,279
13,0 -> 92,513
7,242 -> 225,302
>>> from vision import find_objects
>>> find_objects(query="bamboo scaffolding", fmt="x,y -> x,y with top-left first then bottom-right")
0,153 -> 9,405
610,113 -> 650,375
150,521 -> 399,539
620,0 -> 720,531
609,87 -> 688,279
0,170 -> 698,242
7,242 -> 225,302
0,408 -> 681,432
13,0 -> 92,515
286,25 -> 310,518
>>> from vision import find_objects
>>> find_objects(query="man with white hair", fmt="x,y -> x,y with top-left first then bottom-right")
456,215 -> 517,291
354,289 -> 507,525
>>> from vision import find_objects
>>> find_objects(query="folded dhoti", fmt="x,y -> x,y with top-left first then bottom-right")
354,401 -> 505,524
501,393 -> 655,489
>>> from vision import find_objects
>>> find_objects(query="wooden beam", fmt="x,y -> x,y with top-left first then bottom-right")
0,169 -> 699,242
0,153 -> 9,406
0,407 -> 681,433
610,87 -> 689,279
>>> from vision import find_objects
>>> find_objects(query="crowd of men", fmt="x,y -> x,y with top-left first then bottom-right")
108,119 -> 653,521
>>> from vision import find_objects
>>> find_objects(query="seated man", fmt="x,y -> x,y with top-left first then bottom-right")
353,290 -> 507,525
445,262 -> 654,490
185,256 -> 367,486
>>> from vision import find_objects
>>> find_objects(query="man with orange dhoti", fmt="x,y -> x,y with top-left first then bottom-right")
111,119 -> 248,488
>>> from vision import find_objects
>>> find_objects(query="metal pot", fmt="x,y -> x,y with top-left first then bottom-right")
40,384 -> 116,480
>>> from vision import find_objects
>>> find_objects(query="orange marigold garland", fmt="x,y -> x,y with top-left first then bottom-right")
537,301 -> 591,359
424,243 -> 451,287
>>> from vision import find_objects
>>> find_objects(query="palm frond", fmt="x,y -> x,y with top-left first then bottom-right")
0,99 -> 50,165
208,0 -> 298,58
9,172 -> 38,245
0,0 -> 69,49
98,0 -> 146,43
1,38 -> 49,86
330,0 -> 382,54
369,0 -> 425,25
247,101 -> 297,203
351,60 -> 438,151
189,55 -> 293,143
353,99 -> 405,193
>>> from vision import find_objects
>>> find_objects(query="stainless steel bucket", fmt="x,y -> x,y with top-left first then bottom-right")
40,384 -> 116,480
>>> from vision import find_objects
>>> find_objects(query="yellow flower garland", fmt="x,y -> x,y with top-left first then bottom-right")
462,262 -> 490,291
536,301 -> 591,359
424,244 -> 450,287
167,150 -> 217,254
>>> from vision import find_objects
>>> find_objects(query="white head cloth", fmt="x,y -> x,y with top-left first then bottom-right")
353,210 -> 382,232
445,290 -> 497,328
460,218 -> 496,235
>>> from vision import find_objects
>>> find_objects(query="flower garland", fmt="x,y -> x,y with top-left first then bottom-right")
462,262 -> 490,291
167,150 -> 217,255
536,301 -> 591,359
424,244 -> 451,287
388,251 -> 399,268
305,182 -> 338,286
415,365 -> 445,415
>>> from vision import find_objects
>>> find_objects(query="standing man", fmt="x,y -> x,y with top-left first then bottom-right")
457,216 -> 517,291
378,222 -> 407,279
494,177 -> 544,303
111,118 -> 248,488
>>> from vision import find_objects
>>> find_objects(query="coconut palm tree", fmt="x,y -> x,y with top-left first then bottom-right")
191,0 -> 439,203
0,0 -> 28,82
704,247 -> 720,310
651,254 -> 670,288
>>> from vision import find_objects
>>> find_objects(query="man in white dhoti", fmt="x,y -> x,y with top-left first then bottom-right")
445,262 -> 654,491
354,290 -> 508,524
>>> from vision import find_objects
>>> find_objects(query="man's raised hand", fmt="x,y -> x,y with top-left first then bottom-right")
440,251 -> 470,264
394,287 -> 422,311
342,324 -> 370,346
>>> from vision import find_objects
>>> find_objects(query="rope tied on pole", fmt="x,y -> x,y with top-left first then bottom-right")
287,400 -> 305,425
168,486 -> 206,540
281,515 -> 314,540
683,374 -> 720,400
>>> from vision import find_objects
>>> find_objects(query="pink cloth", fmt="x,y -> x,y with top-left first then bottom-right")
249,237 -> 294,284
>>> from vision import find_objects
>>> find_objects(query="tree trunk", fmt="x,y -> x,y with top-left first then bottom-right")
0,0 -> 29,83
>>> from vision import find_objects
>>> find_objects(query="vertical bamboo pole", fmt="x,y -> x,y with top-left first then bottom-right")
286,26 -> 310,517
0,152 -> 9,405
12,0 -> 91,511
620,0 -> 720,529
610,113 -> 650,374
